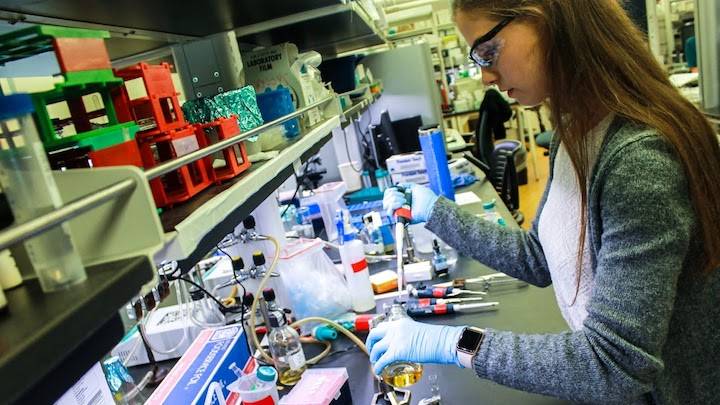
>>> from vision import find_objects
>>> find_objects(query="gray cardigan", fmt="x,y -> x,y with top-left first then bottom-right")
425,117 -> 720,404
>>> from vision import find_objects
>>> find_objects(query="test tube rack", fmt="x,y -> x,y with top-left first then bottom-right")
193,115 -> 251,184
113,62 -> 216,207
137,126 -> 212,208
0,25 -> 141,156
112,62 -> 187,134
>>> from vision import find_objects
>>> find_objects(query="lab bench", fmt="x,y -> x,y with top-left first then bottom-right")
130,176 -> 570,404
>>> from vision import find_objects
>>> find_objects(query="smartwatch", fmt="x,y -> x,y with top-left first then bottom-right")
456,327 -> 485,368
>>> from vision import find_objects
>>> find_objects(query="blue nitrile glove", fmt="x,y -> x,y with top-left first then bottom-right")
452,173 -> 477,188
382,184 -> 439,223
366,317 -> 466,375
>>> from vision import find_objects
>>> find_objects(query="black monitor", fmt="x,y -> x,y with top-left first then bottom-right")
369,110 -> 400,169
391,115 -> 424,153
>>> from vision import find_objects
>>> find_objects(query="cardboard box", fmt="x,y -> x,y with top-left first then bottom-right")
112,305 -> 203,367
386,152 -> 425,174
146,325 -> 252,405
386,153 -> 429,185
390,170 -> 429,185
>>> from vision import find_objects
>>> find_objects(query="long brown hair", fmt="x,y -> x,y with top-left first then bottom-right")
453,0 -> 720,288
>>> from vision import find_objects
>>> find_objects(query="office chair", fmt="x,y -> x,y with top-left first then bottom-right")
466,109 -> 524,225
529,105 -> 551,155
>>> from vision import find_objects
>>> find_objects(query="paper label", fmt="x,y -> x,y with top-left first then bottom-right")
288,350 -> 306,371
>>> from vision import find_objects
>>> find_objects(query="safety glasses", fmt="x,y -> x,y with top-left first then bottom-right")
468,17 -> 514,68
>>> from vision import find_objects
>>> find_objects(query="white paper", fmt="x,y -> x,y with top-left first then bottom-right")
455,192 -> 482,206
54,363 -> 114,405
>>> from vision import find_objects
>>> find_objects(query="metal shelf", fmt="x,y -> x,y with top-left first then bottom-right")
156,114 -> 340,271
236,2 -> 385,57
0,1 -> 386,60
0,255 -> 154,404
340,92 -> 380,129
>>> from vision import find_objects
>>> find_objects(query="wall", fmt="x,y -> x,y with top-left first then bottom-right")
362,43 -> 443,127
316,43 -> 443,183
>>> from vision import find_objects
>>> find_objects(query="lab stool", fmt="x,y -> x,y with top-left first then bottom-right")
137,126 -> 212,208
193,116 -> 251,184
113,62 -> 187,134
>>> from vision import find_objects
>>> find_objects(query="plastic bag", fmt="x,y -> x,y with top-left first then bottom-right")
276,238 -> 352,322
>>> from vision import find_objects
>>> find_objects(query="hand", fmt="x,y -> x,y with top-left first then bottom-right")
382,184 -> 439,223
366,317 -> 466,375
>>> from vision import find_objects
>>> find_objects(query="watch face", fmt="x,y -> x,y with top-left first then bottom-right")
458,329 -> 483,351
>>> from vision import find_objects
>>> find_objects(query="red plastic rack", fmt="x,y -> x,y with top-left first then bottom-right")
193,116 -> 251,184
137,126 -> 212,208
89,140 -> 144,168
113,62 -> 187,135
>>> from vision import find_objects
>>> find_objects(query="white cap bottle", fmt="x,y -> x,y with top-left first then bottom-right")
0,249 -> 22,290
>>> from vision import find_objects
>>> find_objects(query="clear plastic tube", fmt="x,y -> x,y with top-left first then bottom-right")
0,112 -> 86,292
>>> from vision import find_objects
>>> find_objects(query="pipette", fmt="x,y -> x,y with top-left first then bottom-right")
407,302 -> 499,318
408,285 -> 487,298
403,297 -> 485,307
393,186 -> 413,295
434,273 -> 528,291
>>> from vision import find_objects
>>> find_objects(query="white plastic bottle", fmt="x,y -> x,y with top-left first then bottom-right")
339,231 -> 376,312
255,366 -> 280,404
0,249 -> 22,290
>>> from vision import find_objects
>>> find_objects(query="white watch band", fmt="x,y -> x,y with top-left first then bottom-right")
458,349 -> 475,369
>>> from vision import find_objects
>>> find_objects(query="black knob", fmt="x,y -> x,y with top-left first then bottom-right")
232,256 -> 245,272
243,216 -> 256,230
263,288 -> 276,302
253,251 -> 266,266
242,292 -> 254,307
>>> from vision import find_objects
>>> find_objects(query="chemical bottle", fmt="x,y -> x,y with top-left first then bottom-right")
361,170 -> 372,188
255,366 -> 280,404
267,311 -> 307,385
375,168 -> 391,192
480,200 -> 503,225
0,94 -> 86,292
338,216 -> 376,312
431,239 -> 449,277
372,304 -> 423,388
292,206 -> 315,238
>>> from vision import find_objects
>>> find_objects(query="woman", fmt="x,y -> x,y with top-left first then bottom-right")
368,1 -> 720,404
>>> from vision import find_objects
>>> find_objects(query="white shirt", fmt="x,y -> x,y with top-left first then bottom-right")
537,116 -> 612,331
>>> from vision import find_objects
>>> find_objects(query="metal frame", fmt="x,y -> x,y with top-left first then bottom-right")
144,95 -> 335,180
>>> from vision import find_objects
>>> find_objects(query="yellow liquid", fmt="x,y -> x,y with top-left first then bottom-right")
279,365 -> 306,385
381,362 -> 423,388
